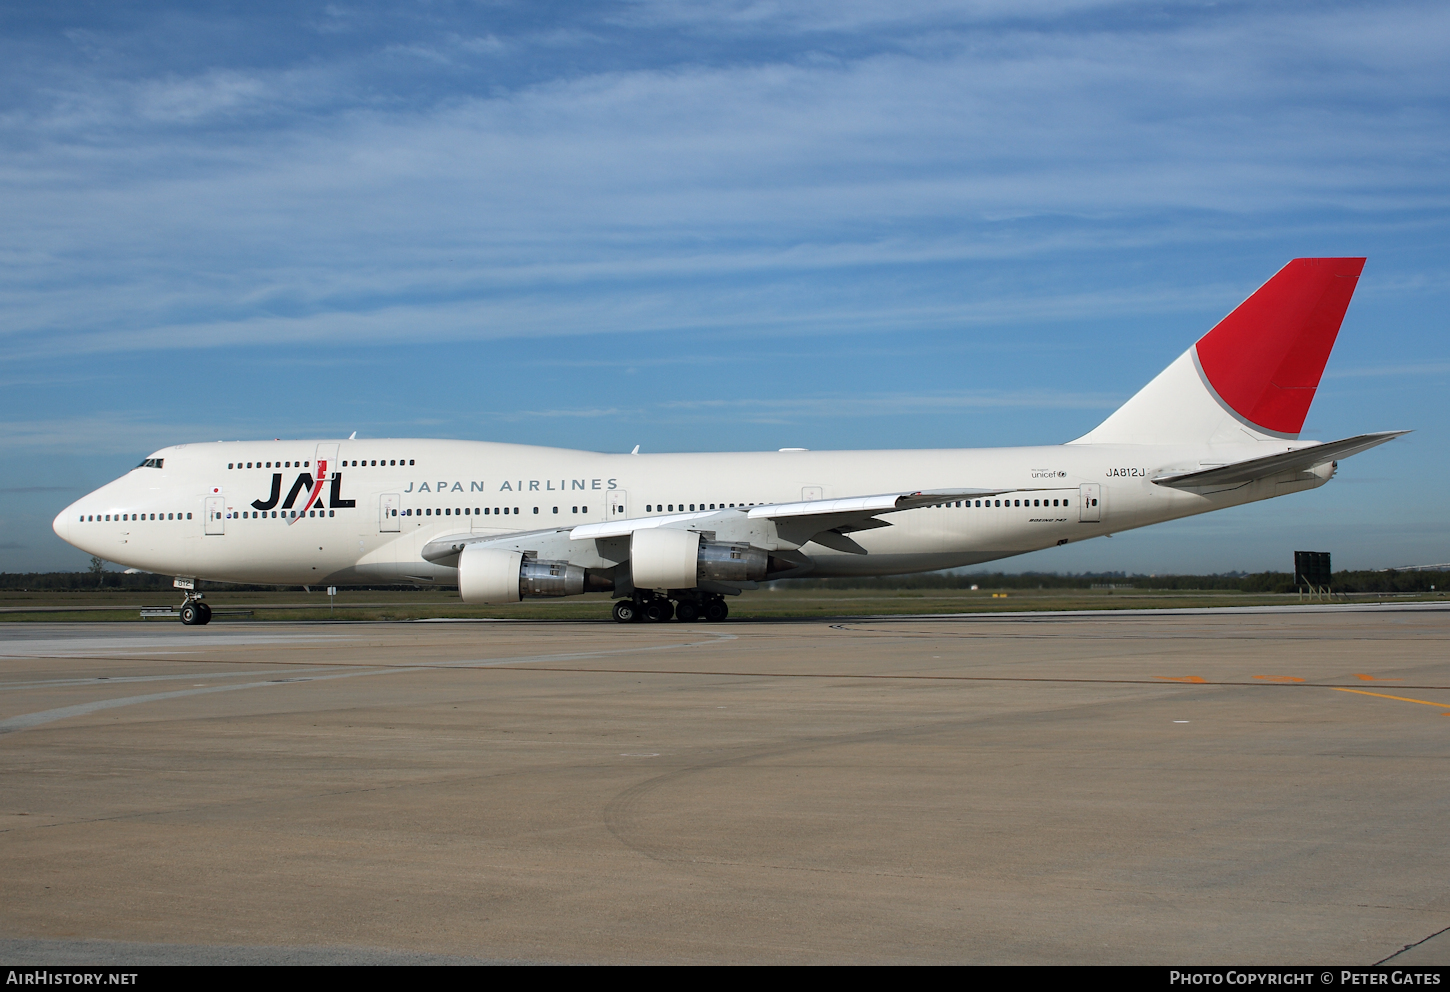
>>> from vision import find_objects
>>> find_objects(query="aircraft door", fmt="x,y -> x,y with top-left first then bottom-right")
609,491 -> 628,519
205,496 -> 225,535
1079,483 -> 1102,523
379,493 -> 400,532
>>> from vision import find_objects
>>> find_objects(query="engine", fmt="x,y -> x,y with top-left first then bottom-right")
458,546 -> 601,604
630,528 -> 768,589
457,529 -> 769,604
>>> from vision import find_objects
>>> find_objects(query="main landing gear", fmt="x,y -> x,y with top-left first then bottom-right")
612,594 -> 729,624
178,592 -> 212,626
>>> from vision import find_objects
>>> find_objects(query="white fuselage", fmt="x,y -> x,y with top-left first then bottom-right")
54,436 -> 1330,586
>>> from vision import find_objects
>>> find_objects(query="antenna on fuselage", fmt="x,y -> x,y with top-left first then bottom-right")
349,431 -> 357,440
630,445 -> 640,454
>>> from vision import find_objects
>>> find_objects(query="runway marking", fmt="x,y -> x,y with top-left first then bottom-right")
1156,676 -> 1207,683
0,667 -> 394,735
0,634 -> 738,734
473,666 -> 1450,692
422,632 -> 736,669
1253,675 -> 1306,683
0,667 -> 358,691
1353,674 -> 1403,681
1331,687 -> 1450,714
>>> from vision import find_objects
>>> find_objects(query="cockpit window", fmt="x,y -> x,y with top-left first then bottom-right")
136,458 -> 164,469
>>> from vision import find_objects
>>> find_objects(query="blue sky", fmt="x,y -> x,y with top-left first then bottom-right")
2,0 -> 1447,574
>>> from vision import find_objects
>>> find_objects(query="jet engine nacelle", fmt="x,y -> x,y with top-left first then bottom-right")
458,545 -> 587,604
630,528 -> 768,590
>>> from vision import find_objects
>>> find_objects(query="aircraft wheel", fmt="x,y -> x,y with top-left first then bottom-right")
179,603 -> 201,626
612,600 -> 639,624
643,599 -> 674,623
675,601 -> 700,622
197,603 -> 213,625
704,600 -> 729,622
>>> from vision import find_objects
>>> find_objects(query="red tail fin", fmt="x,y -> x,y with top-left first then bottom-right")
1194,258 -> 1365,435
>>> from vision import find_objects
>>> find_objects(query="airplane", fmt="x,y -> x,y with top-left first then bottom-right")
53,258 -> 1405,626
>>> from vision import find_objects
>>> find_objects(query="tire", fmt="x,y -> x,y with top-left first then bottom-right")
643,599 -> 673,623
612,600 -> 638,624
675,601 -> 700,622
179,603 -> 200,626
197,603 -> 213,625
704,600 -> 729,622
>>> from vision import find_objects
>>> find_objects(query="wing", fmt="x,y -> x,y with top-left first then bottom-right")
425,487 -> 1019,564
570,487 -> 1013,554
1152,431 -> 1408,489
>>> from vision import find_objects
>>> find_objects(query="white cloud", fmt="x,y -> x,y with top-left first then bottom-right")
0,1 -> 1446,359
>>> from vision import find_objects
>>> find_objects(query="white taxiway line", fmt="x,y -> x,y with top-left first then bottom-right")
0,632 -> 738,734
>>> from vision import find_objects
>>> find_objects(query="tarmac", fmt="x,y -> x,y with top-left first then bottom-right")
2,605 -> 1448,965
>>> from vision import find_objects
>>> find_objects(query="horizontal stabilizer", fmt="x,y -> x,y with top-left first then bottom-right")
1153,431 -> 1407,489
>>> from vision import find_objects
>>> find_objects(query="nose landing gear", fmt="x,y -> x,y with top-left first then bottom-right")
178,592 -> 212,626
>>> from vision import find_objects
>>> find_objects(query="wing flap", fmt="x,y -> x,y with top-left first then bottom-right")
747,488 -> 1008,520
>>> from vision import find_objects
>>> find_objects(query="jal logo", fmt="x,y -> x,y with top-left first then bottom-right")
252,460 -> 356,513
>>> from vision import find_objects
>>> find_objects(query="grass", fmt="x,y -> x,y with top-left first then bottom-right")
1,586 -> 1444,623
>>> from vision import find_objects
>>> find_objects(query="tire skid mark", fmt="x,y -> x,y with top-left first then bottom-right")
602,708 -> 1084,865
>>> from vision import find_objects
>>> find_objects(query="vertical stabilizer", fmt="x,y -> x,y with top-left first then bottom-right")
1072,258 -> 1365,445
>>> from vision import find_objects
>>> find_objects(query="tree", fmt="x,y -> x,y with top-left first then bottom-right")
88,556 -> 105,586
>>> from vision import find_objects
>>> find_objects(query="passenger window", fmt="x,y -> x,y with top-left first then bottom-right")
582,506 -> 588,514
409,460 -> 414,465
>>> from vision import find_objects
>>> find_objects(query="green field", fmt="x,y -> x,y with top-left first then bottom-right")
2,585 -> 1443,623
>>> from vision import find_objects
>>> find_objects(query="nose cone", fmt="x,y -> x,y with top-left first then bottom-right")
53,505 -> 72,545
